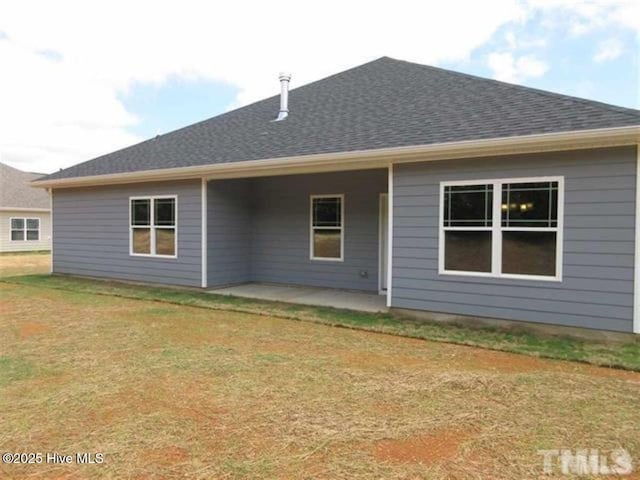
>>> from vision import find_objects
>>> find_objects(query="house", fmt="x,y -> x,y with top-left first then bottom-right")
1,162 -> 52,252
32,57 -> 640,334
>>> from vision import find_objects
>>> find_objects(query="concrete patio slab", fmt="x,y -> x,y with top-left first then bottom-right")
208,283 -> 387,313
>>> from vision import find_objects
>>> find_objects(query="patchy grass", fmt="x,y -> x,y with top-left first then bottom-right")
1,280 -> 639,479
3,272 -> 640,371
0,356 -> 37,386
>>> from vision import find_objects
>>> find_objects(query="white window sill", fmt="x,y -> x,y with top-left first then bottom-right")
310,257 -> 344,262
439,270 -> 562,282
130,253 -> 178,260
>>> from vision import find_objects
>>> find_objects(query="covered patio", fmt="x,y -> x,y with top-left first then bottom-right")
206,168 -> 389,301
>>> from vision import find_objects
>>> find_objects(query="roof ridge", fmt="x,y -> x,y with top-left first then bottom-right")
384,57 -> 640,120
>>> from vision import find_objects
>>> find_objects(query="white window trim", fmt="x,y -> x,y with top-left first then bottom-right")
129,195 -> 178,259
310,194 -> 344,262
438,176 -> 564,282
10,217 -> 40,242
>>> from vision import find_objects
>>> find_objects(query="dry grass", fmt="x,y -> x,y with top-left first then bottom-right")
0,252 -> 50,277
1,279 -> 639,479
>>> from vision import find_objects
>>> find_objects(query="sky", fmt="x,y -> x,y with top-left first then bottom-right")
0,0 -> 638,174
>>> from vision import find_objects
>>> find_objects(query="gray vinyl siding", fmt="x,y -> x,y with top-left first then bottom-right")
250,170 -> 386,291
52,180 -> 201,287
392,146 -> 637,333
207,179 -> 252,286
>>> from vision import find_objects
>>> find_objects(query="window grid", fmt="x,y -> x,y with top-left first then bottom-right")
10,217 -> 40,241
443,184 -> 493,228
310,194 -> 344,262
502,182 -> 558,228
439,177 -> 563,281
129,196 -> 177,258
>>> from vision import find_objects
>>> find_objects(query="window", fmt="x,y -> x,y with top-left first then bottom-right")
10,217 -> 40,241
310,195 -> 343,261
443,184 -> 493,273
130,196 -> 177,257
440,177 -> 563,280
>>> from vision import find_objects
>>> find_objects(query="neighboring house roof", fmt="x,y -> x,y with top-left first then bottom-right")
0,162 -> 50,209
42,56 -> 640,182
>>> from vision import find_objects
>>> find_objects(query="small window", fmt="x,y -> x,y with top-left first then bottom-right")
311,195 -> 343,261
440,178 -> 563,280
10,217 -> 39,241
11,218 -> 25,241
130,197 -> 177,257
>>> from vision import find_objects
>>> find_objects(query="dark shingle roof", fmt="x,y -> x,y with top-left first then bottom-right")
43,56 -> 640,181
0,162 -> 50,209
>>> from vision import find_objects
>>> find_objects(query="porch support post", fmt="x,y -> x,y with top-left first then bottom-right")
387,163 -> 394,308
634,144 -> 640,333
201,178 -> 208,288
49,188 -> 54,274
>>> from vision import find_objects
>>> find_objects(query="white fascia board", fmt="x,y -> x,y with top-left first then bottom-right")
0,207 -> 50,212
31,125 -> 640,189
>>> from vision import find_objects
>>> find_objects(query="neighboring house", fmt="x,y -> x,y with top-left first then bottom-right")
32,57 -> 640,333
1,162 -> 52,252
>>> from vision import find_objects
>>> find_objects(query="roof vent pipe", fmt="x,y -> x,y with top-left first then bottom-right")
274,72 -> 291,121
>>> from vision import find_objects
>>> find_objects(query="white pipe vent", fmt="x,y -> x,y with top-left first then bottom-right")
274,72 -> 291,121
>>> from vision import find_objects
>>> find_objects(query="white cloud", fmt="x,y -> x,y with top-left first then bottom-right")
0,0 -> 636,174
487,52 -> 548,83
0,0 -> 528,173
0,38 -> 140,174
594,38 -> 624,62
527,0 -> 640,36
504,30 -> 548,50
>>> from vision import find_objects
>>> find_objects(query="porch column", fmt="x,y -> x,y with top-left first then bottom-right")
387,163 -> 394,308
635,145 -> 640,333
201,178 -> 208,288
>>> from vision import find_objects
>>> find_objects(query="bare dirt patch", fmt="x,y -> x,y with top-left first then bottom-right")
461,348 -> 556,373
18,321 -> 50,339
373,428 -> 472,465
462,345 -> 640,381
140,446 -> 190,466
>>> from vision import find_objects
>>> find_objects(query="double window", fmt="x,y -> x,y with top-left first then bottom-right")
11,218 -> 40,241
130,196 -> 177,257
440,177 -> 563,280
310,195 -> 344,261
